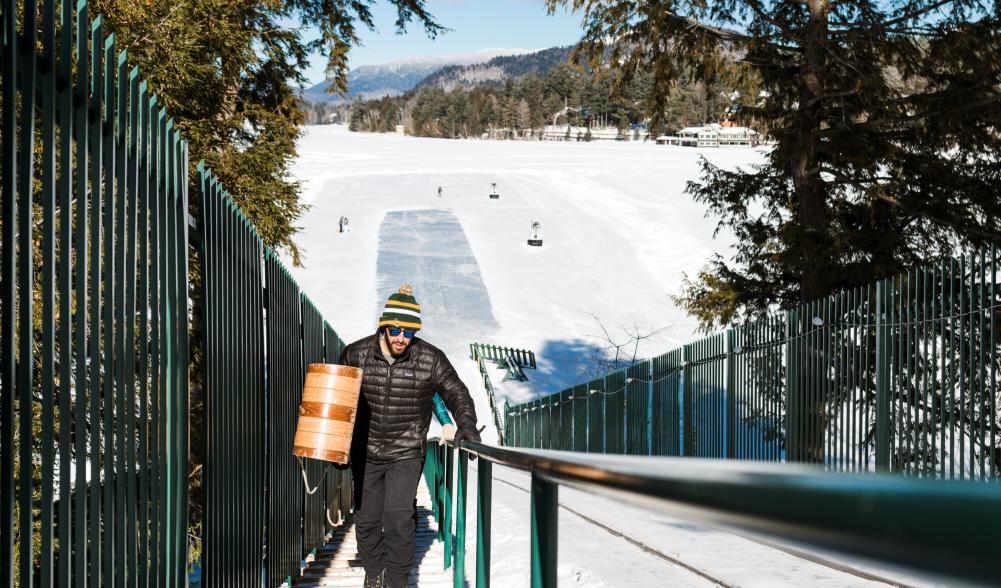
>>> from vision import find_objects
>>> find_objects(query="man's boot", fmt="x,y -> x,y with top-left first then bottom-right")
363,569 -> 384,588
384,569 -> 412,588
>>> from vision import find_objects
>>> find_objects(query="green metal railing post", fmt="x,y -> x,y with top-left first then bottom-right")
530,473 -> 557,588
1,0 -> 17,577
476,460 -> 492,588
454,451 -> 468,588
113,49 -> 128,588
726,330 -> 736,459
444,445 -> 454,569
875,279 -> 891,471
17,3 -> 40,586
503,402 -> 511,446
437,445 -> 444,520
72,5 -> 91,582
436,444 -> 444,540
785,309 -> 799,462
39,1 -> 58,583
425,448 -> 439,522
435,448 -> 442,520
682,344 -> 693,456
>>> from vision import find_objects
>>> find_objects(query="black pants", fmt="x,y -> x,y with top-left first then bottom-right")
352,456 -> 423,587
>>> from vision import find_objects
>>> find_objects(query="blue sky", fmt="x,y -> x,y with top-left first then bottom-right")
300,0 -> 585,84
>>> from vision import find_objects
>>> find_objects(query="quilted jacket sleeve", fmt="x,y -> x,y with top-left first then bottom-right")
432,351 -> 478,432
337,341 -> 358,368
431,394 -> 454,426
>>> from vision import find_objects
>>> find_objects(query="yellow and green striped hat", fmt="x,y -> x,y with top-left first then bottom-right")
378,284 -> 422,330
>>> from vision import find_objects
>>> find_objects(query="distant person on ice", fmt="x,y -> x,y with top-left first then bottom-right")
437,186 -> 443,198
338,283 -> 480,588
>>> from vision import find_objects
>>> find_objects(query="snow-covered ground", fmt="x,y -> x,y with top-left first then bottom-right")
289,125 -> 939,587
288,124 -> 764,417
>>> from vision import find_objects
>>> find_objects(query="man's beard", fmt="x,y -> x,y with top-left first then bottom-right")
384,332 -> 408,356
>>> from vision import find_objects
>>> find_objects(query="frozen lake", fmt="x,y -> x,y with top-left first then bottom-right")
377,210 -> 499,344
289,124 -> 768,415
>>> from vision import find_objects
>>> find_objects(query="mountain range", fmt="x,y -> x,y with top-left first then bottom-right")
414,46 -> 572,91
302,48 -> 539,104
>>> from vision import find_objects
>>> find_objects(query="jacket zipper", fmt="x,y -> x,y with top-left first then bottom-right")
380,362 -> 392,458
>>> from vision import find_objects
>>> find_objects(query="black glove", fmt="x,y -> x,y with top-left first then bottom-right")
453,425 -> 482,460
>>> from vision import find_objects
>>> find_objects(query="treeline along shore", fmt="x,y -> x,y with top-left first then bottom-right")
344,63 -> 759,140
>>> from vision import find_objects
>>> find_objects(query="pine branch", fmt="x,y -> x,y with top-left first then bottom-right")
881,0 -> 965,29
743,0 -> 804,42
872,193 -> 1001,242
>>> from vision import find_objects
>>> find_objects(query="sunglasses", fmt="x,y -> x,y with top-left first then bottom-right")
386,326 -> 417,339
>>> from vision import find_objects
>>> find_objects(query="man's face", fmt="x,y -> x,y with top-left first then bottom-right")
383,327 -> 414,356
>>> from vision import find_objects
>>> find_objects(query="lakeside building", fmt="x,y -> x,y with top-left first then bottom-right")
656,123 -> 761,147
540,125 -> 648,141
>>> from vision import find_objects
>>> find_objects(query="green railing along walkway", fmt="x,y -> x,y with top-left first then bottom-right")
2,0 -> 351,585
469,342 -> 537,445
469,343 -> 536,370
506,247 -> 1000,479
3,0 -> 191,584
425,438 -> 1001,588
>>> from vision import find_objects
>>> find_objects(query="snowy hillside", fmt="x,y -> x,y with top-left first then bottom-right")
288,125 -> 766,441
415,46 -> 572,91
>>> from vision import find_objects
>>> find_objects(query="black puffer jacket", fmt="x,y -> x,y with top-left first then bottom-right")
339,332 -> 478,463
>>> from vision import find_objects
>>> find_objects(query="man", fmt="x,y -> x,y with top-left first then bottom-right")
339,284 -> 480,588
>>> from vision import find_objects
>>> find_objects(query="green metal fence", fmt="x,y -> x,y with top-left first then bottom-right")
200,165 -> 268,586
198,116 -> 354,588
686,333 -> 726,458
264,252 -> 304,587
650,349 -> 682,456
505,248 -> 1000,479
625,361 -> 648,455
322,321 -> 350,539
2,0 -> 353,584
300,295 -> 328,558
2,0 -> 191,583
731,315 -> 784,461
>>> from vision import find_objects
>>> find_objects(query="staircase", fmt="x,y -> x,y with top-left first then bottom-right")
296,479 -> 455,587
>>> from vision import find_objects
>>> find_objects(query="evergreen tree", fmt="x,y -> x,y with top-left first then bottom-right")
502,87 -> 521,133
545,64 -> 580,106
546,0 -> 1001,330
521,75 -> 548,130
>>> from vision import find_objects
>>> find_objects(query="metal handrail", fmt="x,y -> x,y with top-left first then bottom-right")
470,342 -> 537,369
471,349 -> 506,445
424,439 -> 1001,588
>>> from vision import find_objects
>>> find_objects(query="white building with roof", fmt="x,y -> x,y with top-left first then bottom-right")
656,123 -> 761,147
541,125 -> 646,141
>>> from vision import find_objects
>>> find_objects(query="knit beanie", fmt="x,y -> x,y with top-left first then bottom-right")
378,284 -> 422,330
